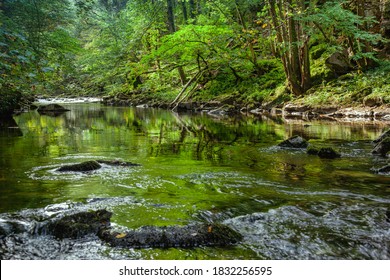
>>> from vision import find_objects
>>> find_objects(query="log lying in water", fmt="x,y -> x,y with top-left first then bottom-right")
372,136 -> 390,157
99,223 -> 242,249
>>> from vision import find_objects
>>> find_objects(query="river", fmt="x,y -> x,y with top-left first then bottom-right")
0,101 -> 389,259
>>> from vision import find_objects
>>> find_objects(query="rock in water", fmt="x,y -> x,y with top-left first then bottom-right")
307,146 -> 319,155
317,147 -> 341,159
37,104 -> 70,116
47,209 -> 112,239
278,135 -> 308,149
372,137 -> 390,157
56,161 -> 102,172
99,223 -> 242,249
376,165 -> 390,174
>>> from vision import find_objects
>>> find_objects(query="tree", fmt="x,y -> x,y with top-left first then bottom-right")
1,0 -> 80,93
267,0 -> 311,96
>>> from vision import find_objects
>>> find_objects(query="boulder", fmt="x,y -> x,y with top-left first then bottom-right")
325,50 -> 354,75
47,209 -> 112,239
278,135 -> 309,149
99,223 -> 242,249
307,146 -> 319,155
317,147 -> 341,159
372,136 -> 390,157
56,161 -> 102,172
37,104 -> 70,116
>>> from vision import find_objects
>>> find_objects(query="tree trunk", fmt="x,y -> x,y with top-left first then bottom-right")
189,0 -> 196,19
267,0 -> 311,96
166,0 -> 187,85
180,0 -> 188,23
166,0 -> 176,33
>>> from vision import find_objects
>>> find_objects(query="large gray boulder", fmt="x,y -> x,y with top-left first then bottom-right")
325,50 -> 354,75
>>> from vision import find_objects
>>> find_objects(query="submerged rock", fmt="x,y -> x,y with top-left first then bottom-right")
372,137 -> 390,157
56,161 -> 102,172
47,209 -> 112,239
317,147 -> 341,159
99,223 -> 242,249
278,135 -> 308,149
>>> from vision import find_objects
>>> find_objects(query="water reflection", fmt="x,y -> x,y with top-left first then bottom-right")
0,103 -> 389,259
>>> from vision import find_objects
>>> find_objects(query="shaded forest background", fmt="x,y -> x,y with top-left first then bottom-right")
1,0 -> 390,115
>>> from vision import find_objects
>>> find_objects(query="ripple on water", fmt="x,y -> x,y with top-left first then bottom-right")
225,203 -> 390,259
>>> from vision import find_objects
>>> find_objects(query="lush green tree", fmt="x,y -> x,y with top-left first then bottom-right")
1,0 -> 81,93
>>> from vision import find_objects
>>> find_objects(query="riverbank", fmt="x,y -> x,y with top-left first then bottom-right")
100,62 -> 390,122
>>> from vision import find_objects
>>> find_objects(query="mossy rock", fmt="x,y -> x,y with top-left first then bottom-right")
47,209 -> 112,239
56,161 -> 102,172
99,223 -> 242,249
307,146 -> 341,159
307,146 -> 319,155
317,147 -> 341,159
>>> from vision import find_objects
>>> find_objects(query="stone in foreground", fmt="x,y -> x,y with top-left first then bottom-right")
99,223 -> 242,249
47,209 -> 112,239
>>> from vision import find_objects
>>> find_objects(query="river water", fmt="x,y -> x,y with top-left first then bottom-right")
0,102 -> 389,259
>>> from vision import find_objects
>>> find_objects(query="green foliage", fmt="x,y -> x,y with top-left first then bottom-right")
1,0 -> 389,107
1,0 -> 82,96
304,1 -> 383,63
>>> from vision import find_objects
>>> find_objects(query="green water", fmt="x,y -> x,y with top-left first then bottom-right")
0,102 -> 389,259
